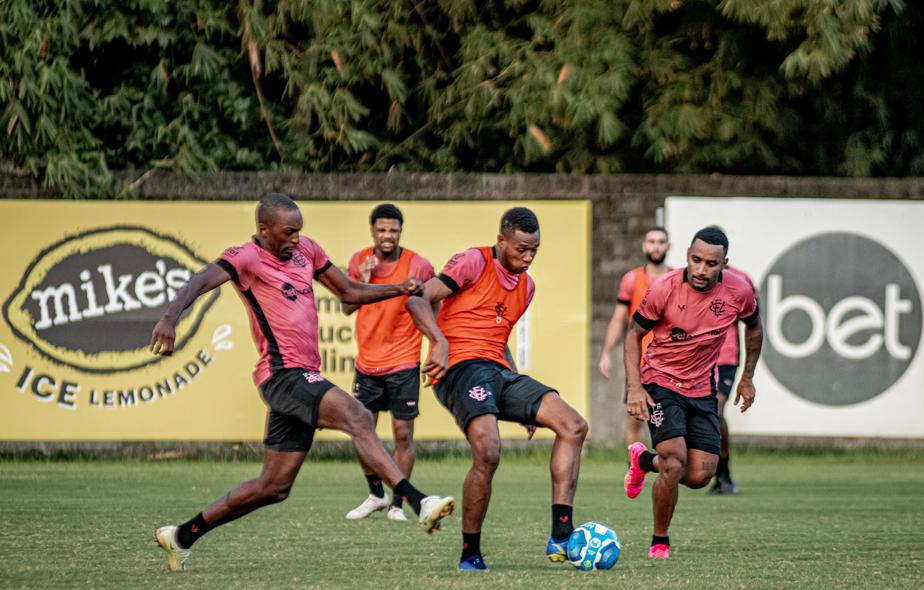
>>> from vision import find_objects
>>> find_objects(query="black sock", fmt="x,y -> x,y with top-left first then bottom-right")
391,495 -> 404,509
366,474 -> 385,498
717,456 -> 731,481
551,504 -> 573,541
393,479 -> 425,514
652,534 -> 670,547
639,450 -> 658,473
176,513 -> 211,549
461,531 -> 482,560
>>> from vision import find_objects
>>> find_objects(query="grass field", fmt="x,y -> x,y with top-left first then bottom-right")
1,450 -> 923,590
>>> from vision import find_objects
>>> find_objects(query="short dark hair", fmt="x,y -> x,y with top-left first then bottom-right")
500,207 -> 539,236
691,226 -> 729,254
645,226 -> 669,239
257,192 -> 299,225
369,203 -> 403,226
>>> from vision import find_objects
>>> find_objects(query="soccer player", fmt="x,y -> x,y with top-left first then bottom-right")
709,264 -> 757,495
597,227 -> 671,446
341,203 -> 435,522
150,193 -> 453,572
406,207 -> 589,571
622,227 -> 762,559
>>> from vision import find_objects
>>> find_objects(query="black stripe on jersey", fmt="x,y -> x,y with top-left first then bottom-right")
741,303 -> 761,327
216,259 -> 240,284
617,297 -> 631,306
313,260 -> 333,279
632,311 -> 657,331
438,273 -> 460,294
242,289 -> 285,375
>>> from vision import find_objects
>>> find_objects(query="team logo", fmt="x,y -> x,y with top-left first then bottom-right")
280,282 -> 311,301
468,385 -> 491,401
709,299 -> 726,317
761,233 -> 922,406
2,226 -> 218,373
670,327 -> 692,342
649,403 -> 664,427
291,250 -> 307,267
494,302 -> 507,324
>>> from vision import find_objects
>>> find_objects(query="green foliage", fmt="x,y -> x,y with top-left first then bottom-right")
0,0 -> 914,196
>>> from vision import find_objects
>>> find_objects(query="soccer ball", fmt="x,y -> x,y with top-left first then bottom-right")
566,521 -> 621,571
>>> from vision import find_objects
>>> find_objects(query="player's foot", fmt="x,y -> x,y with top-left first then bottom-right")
708,478 -> 738,496
387,505 -> 408,522
624,442 -> 648,499
545,536 -> 568,562
459,555 -> 489,571
345,493 -> 391,520
154,525 -> 191,572
648,543 -> 670,559
418,495 -> 455,533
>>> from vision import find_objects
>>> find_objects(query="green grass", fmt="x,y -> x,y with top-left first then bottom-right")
1,451 -> 923,589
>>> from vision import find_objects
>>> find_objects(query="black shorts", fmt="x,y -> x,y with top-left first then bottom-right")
353,366 -> 420,420
644,383 -> 720,455
434,359 -> 553,433
259,368 -> 335,452
716,365 -> 738,397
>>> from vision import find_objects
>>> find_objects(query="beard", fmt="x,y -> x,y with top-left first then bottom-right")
645,251 -> 666,265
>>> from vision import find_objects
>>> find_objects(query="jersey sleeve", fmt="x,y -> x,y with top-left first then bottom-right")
738,280 -> 760,326
410,254 -> 436,282
300,236 -> 332,278
633,279 -> 668,331
438,248 -> 486,294
617,271 -> 635,305
216,244 -> 258,290
525,275 -> 536,307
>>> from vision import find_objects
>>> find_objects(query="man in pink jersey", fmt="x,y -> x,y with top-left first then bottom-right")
710,264 -> 757,495
406,207 -> 588,572
621,227 -> 762,559
341,203 -> 435,522
598,227 -> 671,446
150,193 -> 453,572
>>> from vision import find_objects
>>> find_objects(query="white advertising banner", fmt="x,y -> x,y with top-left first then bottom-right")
665,197 -> 924,438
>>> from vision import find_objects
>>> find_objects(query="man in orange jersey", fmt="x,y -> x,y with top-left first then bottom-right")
342,203 -> 436,522
407,207 -> 589,572
598,227 -> 671,446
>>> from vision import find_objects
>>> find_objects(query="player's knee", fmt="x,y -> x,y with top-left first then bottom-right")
259,480 -> 293,504
562,416 -> 588,443
685,472 -> 711,489
659,455 -> 685,480
393,425 -> 414,449
471,442 -> 501,473
348,405 -> 376,435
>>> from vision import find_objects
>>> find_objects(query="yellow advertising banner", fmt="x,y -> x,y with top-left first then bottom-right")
0,200 -> 589,442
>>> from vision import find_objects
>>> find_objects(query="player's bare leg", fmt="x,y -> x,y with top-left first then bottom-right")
319,387 -> 452,531
682,449 -> 718,490
458,414 -> 501,570
624,415 -> 644,447
649,437 -> 687,558
711,393 -> 736,494
387,417 -> 416,521
347,412 -> 392,521
533,392 -> 589,561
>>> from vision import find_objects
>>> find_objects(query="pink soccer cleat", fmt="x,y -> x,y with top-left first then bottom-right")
648,543 -> 670,559
624,442 -> 648,499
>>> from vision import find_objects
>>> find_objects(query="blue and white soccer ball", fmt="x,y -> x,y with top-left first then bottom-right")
566,521 -> 621,571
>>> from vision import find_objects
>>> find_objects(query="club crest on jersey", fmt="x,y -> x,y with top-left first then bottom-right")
468,385 -> 492,401
291,250 -> 307,267
494,302 -> 507,324
709,299 -> 726,317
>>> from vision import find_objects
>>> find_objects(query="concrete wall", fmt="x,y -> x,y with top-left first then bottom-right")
5,172 -> 924,445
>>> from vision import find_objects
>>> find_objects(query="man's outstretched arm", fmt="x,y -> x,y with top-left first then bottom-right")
406,278 -> 454,384
151,263 -> 232,355
317,264 -> 421,306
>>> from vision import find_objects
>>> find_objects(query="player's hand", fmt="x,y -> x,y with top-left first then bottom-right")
422,338 -> 449,386
524,424 -> 537,440
734,376 -> 756,413
401,277 -> 424,297
359,255 -> 377,283
598,354 -> 612,379
150,318 -> 176,356
626,384 -> 655,422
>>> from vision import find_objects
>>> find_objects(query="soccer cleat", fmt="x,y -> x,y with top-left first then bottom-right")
418,495 -> 455,533
387,505 -> 408,522
648,543 -> 670,559
545,536 -> 568,562
624,442 -> 649,499
708,478 -> 738,495
155,525 -> 191,572
459,555 -> 489,571
345,493 -> 391,520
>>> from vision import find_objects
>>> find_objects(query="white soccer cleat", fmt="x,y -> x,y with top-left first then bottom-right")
155,525 -> 190,572
345,493 -> 391,520
418,495 -> 455,533
387,505 -> 408,522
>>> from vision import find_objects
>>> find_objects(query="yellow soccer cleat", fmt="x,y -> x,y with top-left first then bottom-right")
155,525 -> 191,572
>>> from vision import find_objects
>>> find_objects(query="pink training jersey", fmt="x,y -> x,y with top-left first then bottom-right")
634,268 -> 759,398
217,237 -> 332,386
439,247 -> 536,305
716,266 -> 757,367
